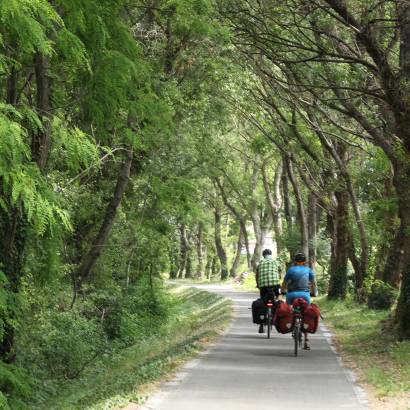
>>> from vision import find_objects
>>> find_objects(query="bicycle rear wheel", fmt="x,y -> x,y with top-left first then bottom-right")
266,308 -> 271,339
294,323 -> 300,356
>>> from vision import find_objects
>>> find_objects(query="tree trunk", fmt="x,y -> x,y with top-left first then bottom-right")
177,223 -> 188,279
347,229 -> 361,285
382,228 -> 405,286
185,251 -> 193,279
0,206 -> 27,363
169,247 -> 178,279
250,159 -> 264,271
312,129 -> 369,291
33,52 -> 52,171
378,176 -> 401,285
185,230 -> 194,279
273,161 -> 283,252
392,160 -> 410,339
214,207 -> 228,280
262,161 -> 283,255
195,223 -> 204,279
211,255 -> 219,277
307,193 -> 318,269
286,159 -> 309,258
282,162 -> 293,231
73,149 -> 133,294
241,220 -> 251,269
205,254 -> 211,279
214,177 -> 251,269
328,188 -> 349,299
7,67 -> 18,105
230,225 -> 243,278
169,231 -> 179,279
250,210 -> 263,271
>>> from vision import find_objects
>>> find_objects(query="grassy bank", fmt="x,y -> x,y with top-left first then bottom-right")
29,286 -> 232,410
318,297 -> 410,409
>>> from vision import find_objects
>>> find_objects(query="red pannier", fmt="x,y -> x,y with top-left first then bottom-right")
292,297 -> 308,311
274,301 -> 293,334
302,303 -> 320,333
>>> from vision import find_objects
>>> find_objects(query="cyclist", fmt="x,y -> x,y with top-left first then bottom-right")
282,252 -> 318,350
255,248 -> 281,333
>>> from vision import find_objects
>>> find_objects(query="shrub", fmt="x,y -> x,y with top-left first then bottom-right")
89,278 -> 171,344
20,311 -> 105,379
0,363 -> 31,409
366,280 -> 398,310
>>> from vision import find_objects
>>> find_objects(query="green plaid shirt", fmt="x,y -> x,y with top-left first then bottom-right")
256,257 -> 280,288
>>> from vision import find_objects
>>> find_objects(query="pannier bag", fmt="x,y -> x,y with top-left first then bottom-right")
251,298 -> 266,324
292,297 -> 308,311
274,301 -> 293,333
302,303 -> 320,333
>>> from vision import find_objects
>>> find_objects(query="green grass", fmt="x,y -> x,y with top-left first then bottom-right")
32,286 -> 232,410
318,296 -> 410,398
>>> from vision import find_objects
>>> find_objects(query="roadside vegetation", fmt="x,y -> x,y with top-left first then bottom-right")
16,285 -> 231,410
319,297 -> 410,408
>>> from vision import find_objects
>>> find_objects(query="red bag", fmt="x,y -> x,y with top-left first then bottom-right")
274,301 -> 293,334
292,297 -> 308,311
302,303 -> 320,333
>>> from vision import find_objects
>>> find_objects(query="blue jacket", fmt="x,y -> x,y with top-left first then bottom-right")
284,265 -> 315,292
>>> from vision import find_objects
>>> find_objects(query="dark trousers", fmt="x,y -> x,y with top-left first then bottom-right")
260,285 -> 281,303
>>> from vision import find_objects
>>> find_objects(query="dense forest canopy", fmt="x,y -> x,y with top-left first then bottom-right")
0,0 -> 410,407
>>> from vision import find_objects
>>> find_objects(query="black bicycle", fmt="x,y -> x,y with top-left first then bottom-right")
264,299 -> 275,339
292,305 -> 303,356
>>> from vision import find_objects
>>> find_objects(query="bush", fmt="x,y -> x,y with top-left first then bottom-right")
366,280 -> 398,310
20,311 -> 105,380
89,278 -> 171,345
316,269 -> 330,294
0,363 -> 31,409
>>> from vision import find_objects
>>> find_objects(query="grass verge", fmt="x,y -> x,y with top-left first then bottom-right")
318,296 -> 410,410
33,286 -> 232,410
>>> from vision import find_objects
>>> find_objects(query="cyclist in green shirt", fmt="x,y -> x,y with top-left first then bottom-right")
256,249 -> 281,333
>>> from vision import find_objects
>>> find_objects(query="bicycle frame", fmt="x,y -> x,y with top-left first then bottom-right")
292,306 -> 303,356
264,300 -> 275,339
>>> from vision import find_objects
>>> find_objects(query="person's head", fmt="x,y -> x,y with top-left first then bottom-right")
262,249 -> 272,258
294,252 -> 306,265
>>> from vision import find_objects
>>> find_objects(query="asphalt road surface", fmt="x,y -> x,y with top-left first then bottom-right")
136,285 -> 368,410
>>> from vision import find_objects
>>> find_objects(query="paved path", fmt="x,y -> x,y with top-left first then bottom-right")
137,285 -> 367,410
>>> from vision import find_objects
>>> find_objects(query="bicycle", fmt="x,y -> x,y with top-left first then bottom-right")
264,299 -> 275,339
291,305 -> 303,356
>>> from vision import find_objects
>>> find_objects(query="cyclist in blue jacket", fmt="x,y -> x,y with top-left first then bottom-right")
282,252 -> 318,349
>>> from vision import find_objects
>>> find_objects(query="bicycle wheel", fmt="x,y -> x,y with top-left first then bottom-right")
266,308 -> 271,339
294,323 -> 300,356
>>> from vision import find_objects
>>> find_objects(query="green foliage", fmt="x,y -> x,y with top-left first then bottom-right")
21,310 -> 105,379
0,362 -> 31,409
21,286 -> 231,409
0,109 -> 71,235
0,0 -> 61,56
51,116 -> 102,174
364,279 -> 398,310
90,280 -> 171,344
7,0 -> 410,407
